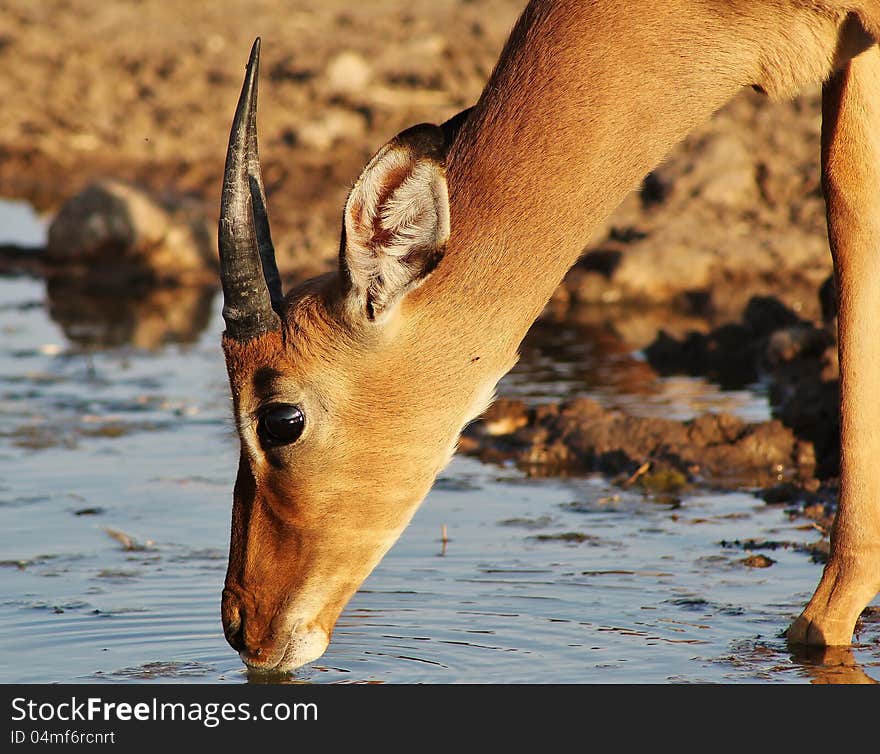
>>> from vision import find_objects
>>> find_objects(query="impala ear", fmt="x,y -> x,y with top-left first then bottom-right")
340,123 -> 450,321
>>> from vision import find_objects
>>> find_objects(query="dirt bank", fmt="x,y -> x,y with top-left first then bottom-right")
643,293 -> 840,479
1,0 -> 834,310
462,282 -> 842,542
0,0 -> 518,279
557,89 -> 831,321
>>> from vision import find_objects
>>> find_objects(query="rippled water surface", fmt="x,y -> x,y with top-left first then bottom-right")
0,203 -> 877,684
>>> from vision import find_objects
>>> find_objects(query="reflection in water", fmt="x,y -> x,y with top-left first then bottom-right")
789,644 -> 878,685
245,668 -> 307,685
45,276 -> 217,349
507,314 -> 771,422
514,317 -> 658,400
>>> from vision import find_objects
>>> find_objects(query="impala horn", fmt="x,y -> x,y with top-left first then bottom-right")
218,37 -> 284,341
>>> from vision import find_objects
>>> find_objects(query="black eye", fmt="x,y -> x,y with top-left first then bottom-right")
257,404 -> 305,447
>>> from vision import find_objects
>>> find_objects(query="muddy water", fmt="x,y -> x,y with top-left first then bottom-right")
0,203 -> 877,684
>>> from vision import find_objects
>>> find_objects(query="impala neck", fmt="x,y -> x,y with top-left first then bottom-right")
414,0 -> 844,356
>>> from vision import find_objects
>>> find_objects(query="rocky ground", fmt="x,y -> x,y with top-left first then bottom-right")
0,0 -> 519,278
0,0 -> 832,304
463,284 -> 842,518
0,1 -> 849,542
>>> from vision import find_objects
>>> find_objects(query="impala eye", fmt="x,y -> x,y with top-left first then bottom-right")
257,404 -> 305,447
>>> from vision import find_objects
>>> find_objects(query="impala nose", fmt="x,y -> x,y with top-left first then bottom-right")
221,589 -> 249,653
221,587 -> 332,670
221,589 -> 284,668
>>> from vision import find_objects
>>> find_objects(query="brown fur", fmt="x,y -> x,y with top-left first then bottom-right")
221,0 -> 880,670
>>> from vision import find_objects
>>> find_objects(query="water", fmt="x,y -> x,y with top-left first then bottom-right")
0,202 -> 877,683
0,199 -> 45,247
504,318 -> 772,423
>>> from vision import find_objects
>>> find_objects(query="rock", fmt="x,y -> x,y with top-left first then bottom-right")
481,398 -> 529,435
637,467 -> 688,493
607,238 -> 715,304
741,554 -> 776,568
765,326 -> 832,367
325,51 -> 372,95
46,180 -> 214,284
692,133 -> 758,207
295,108 -> 368,151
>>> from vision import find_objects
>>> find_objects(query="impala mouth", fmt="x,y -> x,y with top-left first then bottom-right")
240,652 -> 287,674
239,624 -> 330,673
238,642 -> 288,673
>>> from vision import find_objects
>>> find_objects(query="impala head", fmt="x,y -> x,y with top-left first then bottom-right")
218,40 -> 495,671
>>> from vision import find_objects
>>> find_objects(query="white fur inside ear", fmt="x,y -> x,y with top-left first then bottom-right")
379,162 -> 450,250
355,146 -> 410,233
343,146 -> 449,315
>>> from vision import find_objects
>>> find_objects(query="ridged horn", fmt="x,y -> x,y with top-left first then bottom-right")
218,37 -> 283,341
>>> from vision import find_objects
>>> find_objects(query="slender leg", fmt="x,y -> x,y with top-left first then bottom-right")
788,45 -> 880,645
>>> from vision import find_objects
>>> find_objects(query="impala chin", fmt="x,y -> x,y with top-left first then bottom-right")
276,625 -> 331,671
239,624 -> 330,673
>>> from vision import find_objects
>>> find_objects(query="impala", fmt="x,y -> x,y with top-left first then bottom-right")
218,0 -> 880,671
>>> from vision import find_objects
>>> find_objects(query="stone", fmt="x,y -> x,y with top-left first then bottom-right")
46,180 -> 214,284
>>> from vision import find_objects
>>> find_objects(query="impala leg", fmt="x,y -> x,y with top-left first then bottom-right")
788,45 -> 880,646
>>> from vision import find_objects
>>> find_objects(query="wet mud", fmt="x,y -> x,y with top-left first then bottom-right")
464,283 -> 844,557
463,396 -> 814,488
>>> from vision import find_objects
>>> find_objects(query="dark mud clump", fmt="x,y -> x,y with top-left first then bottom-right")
529,531 -> 601,544
461,396 -> 814,489
740,554 -> 776,568
96,660 -> 211,680
720,537 -> 830,565
462,286 -> 842,537
643,292 -> 840,479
